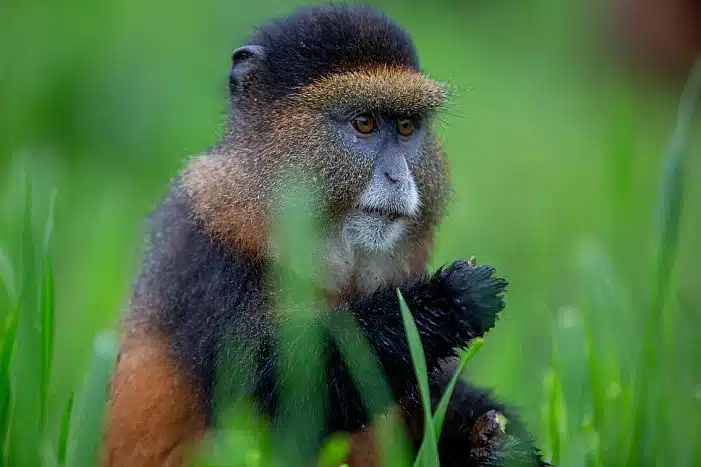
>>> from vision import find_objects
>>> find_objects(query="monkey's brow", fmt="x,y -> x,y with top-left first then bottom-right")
296,67 -> 449,114
327,100 -> 441,119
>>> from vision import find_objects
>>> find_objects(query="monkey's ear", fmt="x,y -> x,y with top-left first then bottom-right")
229,45 -> 266,92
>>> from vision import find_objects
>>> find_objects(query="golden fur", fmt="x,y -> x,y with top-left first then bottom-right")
297,65 -> 449,114
103,332 -> 206,467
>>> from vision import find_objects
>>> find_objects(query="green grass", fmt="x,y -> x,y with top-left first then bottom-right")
2,0 -> 701,466
0,175 -> 118,467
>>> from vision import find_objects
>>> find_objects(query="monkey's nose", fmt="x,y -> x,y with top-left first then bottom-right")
384,171 -> 400,184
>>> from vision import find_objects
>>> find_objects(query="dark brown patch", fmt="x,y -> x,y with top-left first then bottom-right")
346,426 -> 382,467
343,408 -> 408,467
103,332 -> 206,467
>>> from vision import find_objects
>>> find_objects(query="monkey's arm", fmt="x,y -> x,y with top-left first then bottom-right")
322,261 -> 507,431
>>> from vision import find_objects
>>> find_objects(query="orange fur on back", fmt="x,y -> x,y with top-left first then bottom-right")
103,332 -> 206,467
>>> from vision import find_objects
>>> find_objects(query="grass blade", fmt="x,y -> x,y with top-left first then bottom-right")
0,248 -> 16,302
432,338 -> 484,435
396,290 -> 439,467
317,433 -> 351,467
413,338 -> 485,465
542,367 -> 565,466
630,57 -> 701,465
66,331 -> 118,467
7,175 -> 43,467
40,258 -> 54,426
0,304 -> 19,451
268,180 -> 326,465
40,190 -> 56,427
0,247 -> 18,461
57,393 -> 74,465
329,311 -> 412,467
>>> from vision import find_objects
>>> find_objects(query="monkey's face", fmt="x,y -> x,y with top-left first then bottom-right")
271,67 -> 450,253
326,109 -> 422,251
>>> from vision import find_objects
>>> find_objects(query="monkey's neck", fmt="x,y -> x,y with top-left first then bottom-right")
322,224 -> 419,300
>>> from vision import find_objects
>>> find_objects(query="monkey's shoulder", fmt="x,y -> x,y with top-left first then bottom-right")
126,182 -> 268,366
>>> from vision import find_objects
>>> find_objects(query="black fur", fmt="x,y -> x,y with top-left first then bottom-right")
231,4 -> 420,101
131,183 -> 547,465
425,364 -> 551,466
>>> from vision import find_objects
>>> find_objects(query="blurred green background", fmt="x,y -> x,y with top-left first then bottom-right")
1,0 -> 700,465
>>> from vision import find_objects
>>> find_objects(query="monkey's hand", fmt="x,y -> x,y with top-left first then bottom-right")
337,261 -> 505,391
433,260 -> 508,339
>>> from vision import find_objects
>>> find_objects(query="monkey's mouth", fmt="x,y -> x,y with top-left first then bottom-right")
361,207 -> 407,222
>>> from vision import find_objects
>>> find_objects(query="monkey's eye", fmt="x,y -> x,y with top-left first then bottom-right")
351,113 -> 376,134
396,117 -> 414,137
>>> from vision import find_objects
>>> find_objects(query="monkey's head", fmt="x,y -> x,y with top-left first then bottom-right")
185,5 -> 451,258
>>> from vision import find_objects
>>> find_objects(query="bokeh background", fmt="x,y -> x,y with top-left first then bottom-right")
2,0 -> 701,465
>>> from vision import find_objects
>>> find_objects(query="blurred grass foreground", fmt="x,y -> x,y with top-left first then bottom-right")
2,1 -> 701,466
